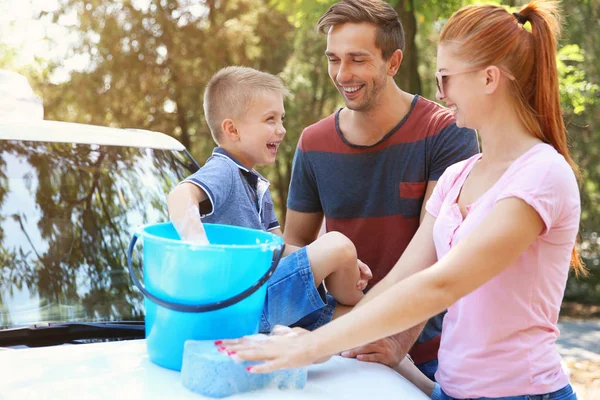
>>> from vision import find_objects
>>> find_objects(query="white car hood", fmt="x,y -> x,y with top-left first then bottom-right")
2,339 -> 429,400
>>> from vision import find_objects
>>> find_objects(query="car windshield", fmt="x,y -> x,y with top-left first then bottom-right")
0,139 -> 198,329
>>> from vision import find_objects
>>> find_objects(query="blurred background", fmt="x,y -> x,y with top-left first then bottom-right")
1,0 -> 598,393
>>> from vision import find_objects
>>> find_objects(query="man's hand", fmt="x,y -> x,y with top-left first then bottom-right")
357,260 -> 372,291
340,335 -> 406,367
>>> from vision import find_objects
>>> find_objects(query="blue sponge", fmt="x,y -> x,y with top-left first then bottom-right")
181,338 -> 307,398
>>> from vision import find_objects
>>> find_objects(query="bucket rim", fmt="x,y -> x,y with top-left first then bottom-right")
136,222 -> 284,250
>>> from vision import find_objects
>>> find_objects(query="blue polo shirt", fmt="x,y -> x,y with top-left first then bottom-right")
183,147 -> 280,232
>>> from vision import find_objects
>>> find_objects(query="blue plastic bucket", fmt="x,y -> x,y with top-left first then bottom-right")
127,222 -> 284,371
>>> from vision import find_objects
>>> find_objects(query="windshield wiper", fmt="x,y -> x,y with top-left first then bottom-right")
0,321 -> 144,347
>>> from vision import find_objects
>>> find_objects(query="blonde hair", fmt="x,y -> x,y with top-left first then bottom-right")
203,66 -> 289,143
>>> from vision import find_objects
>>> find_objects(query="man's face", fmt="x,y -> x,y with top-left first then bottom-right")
325,22 -> 389,112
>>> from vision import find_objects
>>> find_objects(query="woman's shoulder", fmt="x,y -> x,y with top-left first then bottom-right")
432,153 -> 482,201
440,153 -> 481,183
514,143 -> 577,188
503,143 -> 580,218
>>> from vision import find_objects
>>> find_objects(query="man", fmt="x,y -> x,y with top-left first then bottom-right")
284,0 -> 479,380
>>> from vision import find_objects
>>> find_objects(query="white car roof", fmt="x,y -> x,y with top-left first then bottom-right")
0,120 -> 186,151
2,340 -> 430,400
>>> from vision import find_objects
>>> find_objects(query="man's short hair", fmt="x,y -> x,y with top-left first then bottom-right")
317,0 -> 405,60
203,66 -> 289,144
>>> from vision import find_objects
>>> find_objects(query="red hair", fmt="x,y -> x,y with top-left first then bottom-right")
440,1 -> 586,276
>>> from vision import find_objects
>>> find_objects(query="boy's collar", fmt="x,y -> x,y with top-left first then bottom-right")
212,147 -> 250,172
212,147 -> 268,183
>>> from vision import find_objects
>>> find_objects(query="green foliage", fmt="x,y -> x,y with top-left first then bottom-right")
553,0 -> 600,303
7,0 -> 600,302
558,45 -> 598,116
40,0 -> 294,165
270,0 -> 334,28
0,45 -> 19,69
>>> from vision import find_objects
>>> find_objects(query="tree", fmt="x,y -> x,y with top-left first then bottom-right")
19,0 -> 599,305
557,0 -> 600,302
42,0 -> 294,163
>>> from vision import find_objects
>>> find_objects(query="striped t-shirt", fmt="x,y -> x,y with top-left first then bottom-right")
287,95 -> 479,363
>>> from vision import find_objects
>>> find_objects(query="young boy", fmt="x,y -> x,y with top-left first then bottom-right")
167,66 -> 372,333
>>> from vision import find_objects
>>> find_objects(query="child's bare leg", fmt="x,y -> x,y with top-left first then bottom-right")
305,231 -> 364,306
394,357 -> 436,397
332,303 -> 352,319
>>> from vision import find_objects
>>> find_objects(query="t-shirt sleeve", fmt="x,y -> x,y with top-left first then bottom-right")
425,162 -> 459,218
286,141 -> 323,213
429,123 -> 480,181
495,156 -> 580,235
182,159 -> 234,217
263,190 -> 280,231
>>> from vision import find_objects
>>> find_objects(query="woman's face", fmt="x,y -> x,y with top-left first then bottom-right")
435,45 -> 486,129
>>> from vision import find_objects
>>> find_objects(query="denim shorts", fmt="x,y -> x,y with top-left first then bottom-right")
430,383 -> 577,400
259,247 -> 335,333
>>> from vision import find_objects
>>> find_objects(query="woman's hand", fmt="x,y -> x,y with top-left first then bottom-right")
269,325 -> 332,364
218,325 -> 329,373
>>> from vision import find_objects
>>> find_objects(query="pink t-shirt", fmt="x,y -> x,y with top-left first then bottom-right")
426,143 -> 580,398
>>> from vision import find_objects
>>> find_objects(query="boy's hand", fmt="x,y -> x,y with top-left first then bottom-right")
167,183 -> 210,245
357,260 -> 372,291
183,232 -> 210,245
175,221 -> 210,245
170,206 -> 210,245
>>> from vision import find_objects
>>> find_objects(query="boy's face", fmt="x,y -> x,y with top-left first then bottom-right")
233,91 -> 286,169
326,22 -> 390,113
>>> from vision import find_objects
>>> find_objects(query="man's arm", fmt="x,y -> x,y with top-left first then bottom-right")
420,180 -> 437,223
283,209 -> 324,247
284,140 -> 325,247
340,323 -> 425,365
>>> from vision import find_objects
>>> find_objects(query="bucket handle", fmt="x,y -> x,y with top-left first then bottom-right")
127,231 -> 285,313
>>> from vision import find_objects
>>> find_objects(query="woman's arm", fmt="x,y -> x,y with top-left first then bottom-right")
226,197 -> 544,372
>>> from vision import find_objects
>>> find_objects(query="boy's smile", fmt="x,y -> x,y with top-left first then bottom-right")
266,141 -> 281,156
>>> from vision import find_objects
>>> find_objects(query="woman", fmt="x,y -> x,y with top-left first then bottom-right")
221,1 -> 584,399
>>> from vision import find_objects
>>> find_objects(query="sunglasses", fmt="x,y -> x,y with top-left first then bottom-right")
435,67 -> 516,99
435,67 -> 483,99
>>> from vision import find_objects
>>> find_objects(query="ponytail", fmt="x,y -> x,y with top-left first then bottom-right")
440,0 -> 587,276
519,2 -> 586,276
